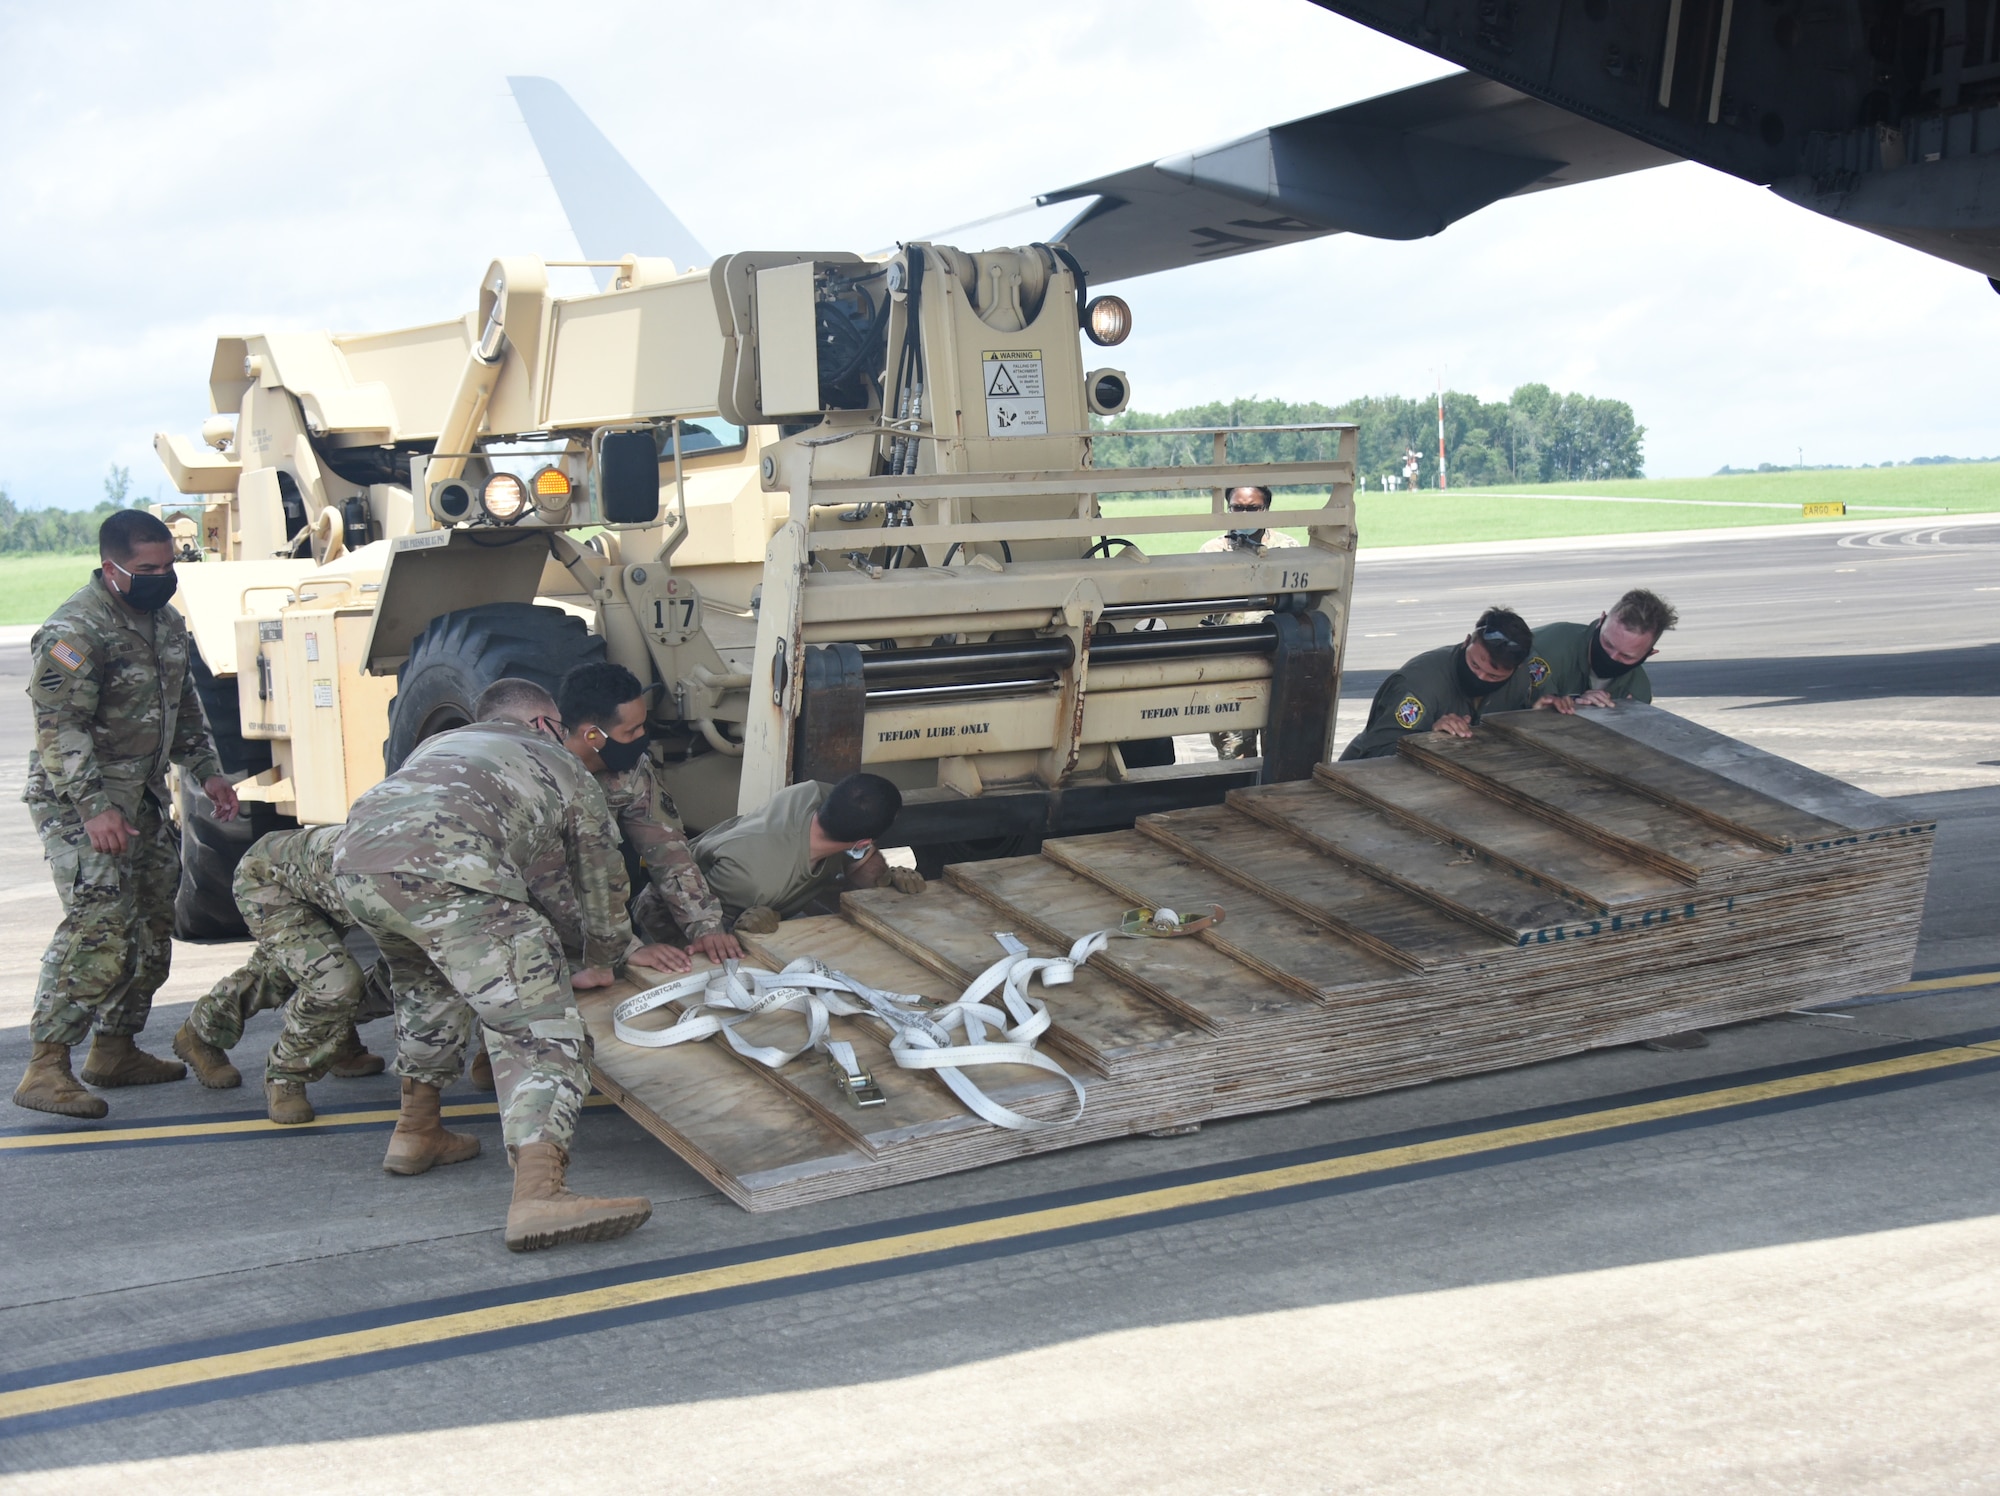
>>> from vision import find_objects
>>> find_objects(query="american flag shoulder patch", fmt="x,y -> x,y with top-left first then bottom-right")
49,640 -> 85,672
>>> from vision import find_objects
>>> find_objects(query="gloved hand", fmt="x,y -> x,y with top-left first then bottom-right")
886,867 -> 926,896
733,905 -> 781,935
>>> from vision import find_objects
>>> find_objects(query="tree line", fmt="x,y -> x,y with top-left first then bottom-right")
0,467 -> 152,553
1094,387 -> 1646,488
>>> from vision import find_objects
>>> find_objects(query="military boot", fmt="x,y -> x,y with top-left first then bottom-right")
12,1042 -> 109,1119
381,1078 -> 481,1175
467,1048 -> 496,1091
504,1142 -> 652,1252
326,1024 -> 386,1079
79,1034 -> 187,1088
264,1076 -> 315,1125
172,1021 -> 242,1089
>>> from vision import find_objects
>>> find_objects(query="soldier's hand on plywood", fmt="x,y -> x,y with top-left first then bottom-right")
689,931 -> 744,962
571,966 -> 616,990
886,867 -> 926,896
733,906 -> 781,936
629,943 -> 693,974
1434,712 -> 1476,738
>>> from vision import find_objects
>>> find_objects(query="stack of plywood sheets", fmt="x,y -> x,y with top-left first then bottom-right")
575,704 -> 1936,1210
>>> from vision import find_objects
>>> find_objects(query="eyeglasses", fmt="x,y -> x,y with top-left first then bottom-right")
1227,505 -> 1268,515
1477,628 -> 1516,649
530,713 -> 566,738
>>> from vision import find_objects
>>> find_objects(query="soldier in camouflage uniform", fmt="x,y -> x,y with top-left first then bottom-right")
171,825 -> 384,1124
332,678 -> 654,1253
553,661 -> 739,962
173,949 -> 384,1096
13,511 -> 239,1119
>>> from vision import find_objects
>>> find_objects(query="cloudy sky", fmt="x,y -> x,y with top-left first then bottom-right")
1,0 -> 1991,510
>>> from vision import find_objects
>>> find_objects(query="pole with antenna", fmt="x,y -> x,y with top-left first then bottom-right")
1435,371 -> 1448,490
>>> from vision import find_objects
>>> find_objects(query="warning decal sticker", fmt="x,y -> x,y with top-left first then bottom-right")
982,350 -> 1047,438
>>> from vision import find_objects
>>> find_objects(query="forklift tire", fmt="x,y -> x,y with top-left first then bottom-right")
384,603 -> 606,772
173,768 -> 294,941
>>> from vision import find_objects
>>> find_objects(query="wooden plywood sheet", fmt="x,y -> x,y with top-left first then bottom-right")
1137,804 -> 1500,969
1317,756 -> 1688,911
1040,831 -> 1414,1002
1228,780 -> 1601,942
1570,702 -> 1934,835
1402,732 -> 1768,882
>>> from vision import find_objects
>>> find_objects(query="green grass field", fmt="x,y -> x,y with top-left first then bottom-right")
2,463 -> 1991,624
1099,460 -> 2000,553
0,554 -> 103,627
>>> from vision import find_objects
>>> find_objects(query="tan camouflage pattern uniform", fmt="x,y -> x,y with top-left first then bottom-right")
187,826 -> 363,1080
24,574 -> 222,1046
530,752 -> 723,958
332,720 -> 632,1151
1198,529 -> 1304,760
691,780 -> 845,922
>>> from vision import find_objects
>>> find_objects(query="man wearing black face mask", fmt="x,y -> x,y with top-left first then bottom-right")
555,663 -> 741,965
1339,606 -> 1535,761
14,510 -> 239,1118
1527,589 -> 1678,714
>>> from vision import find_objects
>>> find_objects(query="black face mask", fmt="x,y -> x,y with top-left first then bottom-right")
1587,624 -> 1626,681
595,729 -> 649,773
108,561 -> 177,612
1226,526 -> 1265,547
1451,646 -> 1494,700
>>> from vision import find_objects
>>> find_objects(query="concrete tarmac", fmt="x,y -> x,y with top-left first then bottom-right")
2,518 -> 1997,1493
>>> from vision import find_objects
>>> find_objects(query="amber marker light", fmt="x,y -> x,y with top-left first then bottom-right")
482,472 -> 529,523
530,465 -> 574,519
1084,295 -> 1132,346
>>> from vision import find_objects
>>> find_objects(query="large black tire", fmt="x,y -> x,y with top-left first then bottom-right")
384,603 -> 606,771
174,649 -> 294,941
173,766 -> 295,941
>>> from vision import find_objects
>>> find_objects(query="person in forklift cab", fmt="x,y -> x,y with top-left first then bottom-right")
1198,486 -> 1303,556
1339,606 -> 1535,761
691,772 -> 924,935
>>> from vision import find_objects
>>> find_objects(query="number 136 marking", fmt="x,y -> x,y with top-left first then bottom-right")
1280,570 -> 1312,589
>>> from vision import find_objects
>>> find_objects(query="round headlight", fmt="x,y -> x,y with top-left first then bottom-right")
482,472 -> 528,523
430,480 -> 474,523
529,464 -> 573,519
1084,295 -> 1132,347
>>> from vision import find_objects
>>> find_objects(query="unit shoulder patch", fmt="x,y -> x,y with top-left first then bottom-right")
1393,694 -> 1425,729
1527,655 -> 1550,688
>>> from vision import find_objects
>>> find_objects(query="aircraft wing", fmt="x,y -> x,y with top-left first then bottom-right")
507,76 -> 711,285
1038,70 -> 1679,285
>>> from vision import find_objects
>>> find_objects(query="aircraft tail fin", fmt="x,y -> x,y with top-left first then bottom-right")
507,76 -> 711,287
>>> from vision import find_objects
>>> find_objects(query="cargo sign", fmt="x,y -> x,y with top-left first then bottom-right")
1802,501 -> 1846,518
982,350 -> 1046,437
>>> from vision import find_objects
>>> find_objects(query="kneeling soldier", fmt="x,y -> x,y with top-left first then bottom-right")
172,826 -> 373,1123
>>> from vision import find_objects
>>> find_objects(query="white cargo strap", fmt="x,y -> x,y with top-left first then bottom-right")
610,930 -> 1109,1131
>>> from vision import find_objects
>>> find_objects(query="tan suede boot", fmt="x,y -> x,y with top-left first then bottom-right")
265,1076 -> 315,1125
504,1142 -> 651,1252
381,1078 -> 481,1175
172,1021 -> 242,1089
79,1033 -> 187,1088
326,1024 -> 386,1079
467,1048 -> 496,1091
12,1042 -> 109,1119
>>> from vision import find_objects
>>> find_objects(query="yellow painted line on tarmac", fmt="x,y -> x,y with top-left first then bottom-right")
7,1036 -> 2000,1425
0,1095 -> 618,1152
1883,970 -> 2000,994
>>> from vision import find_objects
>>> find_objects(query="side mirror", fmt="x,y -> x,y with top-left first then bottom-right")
597,429 -> 661,524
